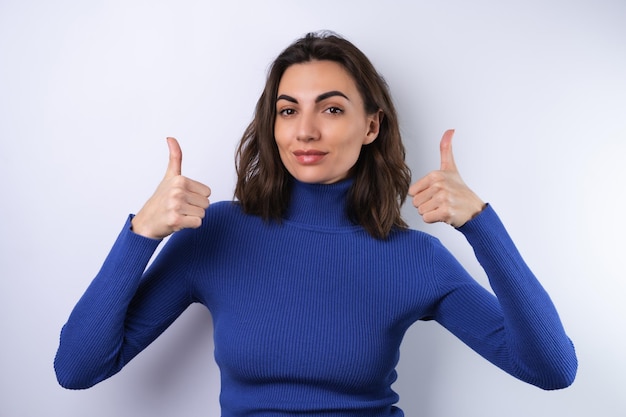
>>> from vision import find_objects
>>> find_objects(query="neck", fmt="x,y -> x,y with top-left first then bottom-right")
283,178 -> 356,228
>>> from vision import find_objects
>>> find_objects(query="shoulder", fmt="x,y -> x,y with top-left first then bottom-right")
389,226 -> 441,247
160,200 -> 259,258
195,199 -> 269,239
199,200 -> 253,230
379,226 -> 447,262
205,200 -> 242,218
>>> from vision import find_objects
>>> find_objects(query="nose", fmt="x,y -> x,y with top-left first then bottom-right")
296,112 -> 320,142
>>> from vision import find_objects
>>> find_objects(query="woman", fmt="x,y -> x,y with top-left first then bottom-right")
55,32 -> 577,416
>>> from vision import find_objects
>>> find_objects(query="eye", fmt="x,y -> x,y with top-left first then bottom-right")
325,106 -> 343,115
278,108 -> 296,117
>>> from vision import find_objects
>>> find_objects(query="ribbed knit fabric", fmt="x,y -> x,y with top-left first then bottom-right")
54,179 -> 577,416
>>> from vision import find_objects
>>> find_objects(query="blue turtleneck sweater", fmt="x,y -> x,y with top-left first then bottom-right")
54,179 -> 577,416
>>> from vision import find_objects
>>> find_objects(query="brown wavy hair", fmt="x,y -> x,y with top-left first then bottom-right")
235,31 -> 411,239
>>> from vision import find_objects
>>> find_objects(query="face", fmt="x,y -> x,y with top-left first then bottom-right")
274,60 -> 380,184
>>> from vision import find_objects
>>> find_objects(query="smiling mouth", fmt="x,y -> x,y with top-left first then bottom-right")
293,150 -> 328,164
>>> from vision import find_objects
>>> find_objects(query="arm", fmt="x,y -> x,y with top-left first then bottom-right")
54,137 -> 212,389
410,130 -> 577,389
54,219 -> 196,389
430,206 -> 577,389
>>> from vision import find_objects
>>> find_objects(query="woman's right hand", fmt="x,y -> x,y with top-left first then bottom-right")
131,137 -> 211,239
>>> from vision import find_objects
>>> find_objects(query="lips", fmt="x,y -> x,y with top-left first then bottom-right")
293,149 -> 328,164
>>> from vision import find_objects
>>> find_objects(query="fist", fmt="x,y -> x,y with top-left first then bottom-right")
408,130 -> 485,228
131,137 -> 212,239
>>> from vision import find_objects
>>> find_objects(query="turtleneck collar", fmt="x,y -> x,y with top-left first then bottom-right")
283,178 -> 358,229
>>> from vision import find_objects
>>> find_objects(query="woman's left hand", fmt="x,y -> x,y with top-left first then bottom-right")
409,129 -> 486,228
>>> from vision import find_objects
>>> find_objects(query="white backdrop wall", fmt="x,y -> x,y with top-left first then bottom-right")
1,1 -> 624,416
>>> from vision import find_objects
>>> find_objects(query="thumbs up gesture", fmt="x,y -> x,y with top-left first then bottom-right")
408,130 -> 485,228
131,137 -> 212,239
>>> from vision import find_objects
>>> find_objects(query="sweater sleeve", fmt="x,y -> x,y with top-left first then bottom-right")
430,204 -> 577,390
54,216 -> 198,389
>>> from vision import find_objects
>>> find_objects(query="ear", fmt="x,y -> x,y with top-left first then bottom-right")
363,109 -> 383,145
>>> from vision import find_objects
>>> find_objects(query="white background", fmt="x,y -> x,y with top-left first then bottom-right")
1,1 -> 625,416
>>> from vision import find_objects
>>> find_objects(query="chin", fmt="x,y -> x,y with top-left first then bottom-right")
295,175 -> 346,185
287,165 -> 349,184
293,176 -> 327,184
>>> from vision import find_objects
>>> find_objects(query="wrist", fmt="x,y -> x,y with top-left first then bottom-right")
130,215 -> 161,239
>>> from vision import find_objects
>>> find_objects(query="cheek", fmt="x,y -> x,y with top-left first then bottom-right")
342,145 -> 364,170
273,124 -> 285,150
336,126 -> 367,155
273,132 -> 292,169
273,120 -> 290,149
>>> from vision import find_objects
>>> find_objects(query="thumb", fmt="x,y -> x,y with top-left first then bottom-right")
165,136 -> 182,178
440,129 -> 457,172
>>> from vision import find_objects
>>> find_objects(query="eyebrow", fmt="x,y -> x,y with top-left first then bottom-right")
276,90 -> 350,104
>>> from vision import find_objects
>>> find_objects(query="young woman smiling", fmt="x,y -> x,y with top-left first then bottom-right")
55,32 -> 577,417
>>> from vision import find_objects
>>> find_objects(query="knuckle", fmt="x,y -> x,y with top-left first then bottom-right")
166,200 -> 183,213
430,171 -> 445,182
169,188 -> 186,202
171,175 -> 187,186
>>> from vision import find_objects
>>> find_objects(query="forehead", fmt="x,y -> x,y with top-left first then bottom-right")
277,60 -> 360,97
